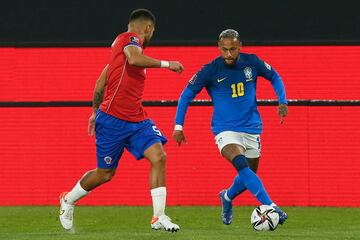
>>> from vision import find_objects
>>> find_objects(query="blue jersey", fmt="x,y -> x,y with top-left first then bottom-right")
175,53 -> 288,135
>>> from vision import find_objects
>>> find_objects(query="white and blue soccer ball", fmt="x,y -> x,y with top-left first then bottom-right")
250,205 -> 279,231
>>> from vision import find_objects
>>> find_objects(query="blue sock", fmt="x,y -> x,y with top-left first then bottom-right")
238,167 -> 273,205
227,175 -> 246,200
227,155 -> 273,205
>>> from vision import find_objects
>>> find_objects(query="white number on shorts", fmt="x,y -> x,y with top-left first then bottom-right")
152,126 -> 162,136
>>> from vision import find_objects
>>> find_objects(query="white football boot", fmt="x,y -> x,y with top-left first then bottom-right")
151,215 -> 180,232
59,192 -> 74,230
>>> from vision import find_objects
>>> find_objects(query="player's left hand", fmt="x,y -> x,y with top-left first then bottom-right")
169,61 -> 184,73
172,130 -> 187,146
278,104 -> 288,124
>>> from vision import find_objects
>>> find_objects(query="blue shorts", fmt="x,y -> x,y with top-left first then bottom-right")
95,110 -> 167,169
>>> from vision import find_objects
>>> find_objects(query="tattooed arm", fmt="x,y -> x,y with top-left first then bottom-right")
92,65 -> 108,112
88,65 -> 108,136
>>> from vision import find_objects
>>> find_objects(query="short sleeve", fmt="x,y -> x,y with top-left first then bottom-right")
123,33 -> 143,50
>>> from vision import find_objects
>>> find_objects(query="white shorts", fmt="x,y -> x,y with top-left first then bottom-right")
214,131 -> 261,158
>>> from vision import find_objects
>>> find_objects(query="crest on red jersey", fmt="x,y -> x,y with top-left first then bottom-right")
130,36 -> 140,43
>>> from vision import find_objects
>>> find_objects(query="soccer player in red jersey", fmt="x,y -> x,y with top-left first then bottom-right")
59,9 -> 184,232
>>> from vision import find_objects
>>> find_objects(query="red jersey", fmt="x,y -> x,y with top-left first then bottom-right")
100,32 -> 148,122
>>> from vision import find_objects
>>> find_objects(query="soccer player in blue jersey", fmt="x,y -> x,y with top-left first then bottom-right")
173,29 -> 288,225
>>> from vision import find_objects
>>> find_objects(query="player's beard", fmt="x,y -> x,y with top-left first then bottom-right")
143,38 -> 150,48
224,58 -> 236,66
223,55 -> 239,66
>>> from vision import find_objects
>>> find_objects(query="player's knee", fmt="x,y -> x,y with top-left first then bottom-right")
232,155 -> 249,171
151,151 -> 167,166
97,169 -> 116,183
221,143 -> 246,160
247,158 -> 259,173
102,173 -> 114,183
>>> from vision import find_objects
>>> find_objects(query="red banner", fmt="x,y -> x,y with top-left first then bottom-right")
1,46 -> 360,101
0,46 -> 360,206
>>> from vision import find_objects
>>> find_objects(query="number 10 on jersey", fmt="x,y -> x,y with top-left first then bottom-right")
231,83 -> 244,98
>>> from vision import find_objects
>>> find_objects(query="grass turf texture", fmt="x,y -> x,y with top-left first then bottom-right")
0,206 -> 359,240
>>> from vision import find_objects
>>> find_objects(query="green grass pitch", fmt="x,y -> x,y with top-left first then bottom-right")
0,206 -> 359,240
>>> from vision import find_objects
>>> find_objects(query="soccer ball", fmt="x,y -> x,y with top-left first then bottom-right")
250,205 -> 279,231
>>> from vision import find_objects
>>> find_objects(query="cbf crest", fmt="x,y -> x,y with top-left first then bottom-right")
244,67 -> 253,82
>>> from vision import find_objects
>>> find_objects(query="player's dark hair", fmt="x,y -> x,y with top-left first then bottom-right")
219,29 -> 240,41
129,8 -> 156,25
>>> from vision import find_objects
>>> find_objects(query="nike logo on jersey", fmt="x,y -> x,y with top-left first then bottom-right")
246,78 -> 253,82
217,77 -> 227,83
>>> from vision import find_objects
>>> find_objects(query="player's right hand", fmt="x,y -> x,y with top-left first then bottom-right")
168,61 -> 184,73
88,112 -> 96,136
278,104 -> 288,124
172,130 -> 187,146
